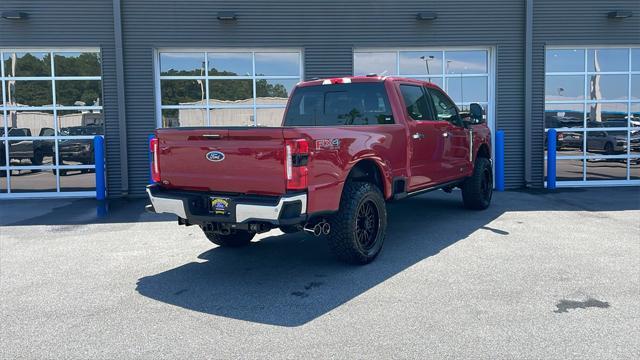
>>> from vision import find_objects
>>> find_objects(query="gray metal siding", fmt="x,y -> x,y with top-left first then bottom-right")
532,0 -> 640,186
122,0 -> 526,194
0,1 -> 123,196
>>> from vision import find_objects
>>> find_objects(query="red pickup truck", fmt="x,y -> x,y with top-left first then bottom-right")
147,76 -> 492,264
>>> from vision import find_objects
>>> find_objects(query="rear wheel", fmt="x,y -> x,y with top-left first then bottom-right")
461,157 -> 493,210
203,229 -> 254,247
328,181 -> 387,265
31,149 -> 44,165
604,142 -> 614,155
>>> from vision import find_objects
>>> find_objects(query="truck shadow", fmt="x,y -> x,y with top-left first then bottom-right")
135,187 -> 639,327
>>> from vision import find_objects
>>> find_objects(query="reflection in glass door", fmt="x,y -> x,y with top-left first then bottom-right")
545,47 -> 640,186
1,49 -> 104,198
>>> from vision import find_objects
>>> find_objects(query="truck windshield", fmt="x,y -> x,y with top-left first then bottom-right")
284,83 -> 394,126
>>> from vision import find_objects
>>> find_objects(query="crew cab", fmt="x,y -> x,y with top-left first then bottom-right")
146,76 -> 492,264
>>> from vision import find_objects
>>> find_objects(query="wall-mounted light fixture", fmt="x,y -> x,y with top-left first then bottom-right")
217,11 -> 237,21
416,12 -> 438,21
1,11 -> 29,20
607,10 -> 632,19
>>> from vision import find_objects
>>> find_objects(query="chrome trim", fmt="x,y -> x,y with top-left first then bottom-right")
146,187 -> 307,223
146,187 -> 187,218
236,193 -> 307,223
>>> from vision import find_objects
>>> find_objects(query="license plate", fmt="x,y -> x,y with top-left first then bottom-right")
210,197 -> 230,215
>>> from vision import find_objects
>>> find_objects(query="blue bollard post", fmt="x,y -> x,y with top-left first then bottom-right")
547,129 -> 557,189
95,136 -> 106,200
148,134 -> 155,185
495,130 -> 505,191
94,136 -> 108,217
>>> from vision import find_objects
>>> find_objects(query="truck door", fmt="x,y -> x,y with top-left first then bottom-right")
427,88 -> 471,181
398,84 -> 448,190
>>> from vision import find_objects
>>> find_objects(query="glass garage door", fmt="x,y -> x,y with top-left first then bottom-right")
157,50 -> 302,128
1,49 -> 103,197
353,48 -> 492,123
545,47 -> 640,186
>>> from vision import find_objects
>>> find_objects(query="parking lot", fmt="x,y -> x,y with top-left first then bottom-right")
1,188 -> 639,359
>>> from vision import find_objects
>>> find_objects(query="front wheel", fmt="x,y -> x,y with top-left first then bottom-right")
203,229 -> 255,247
461,157 -> 493,210
328,182 -> 387,265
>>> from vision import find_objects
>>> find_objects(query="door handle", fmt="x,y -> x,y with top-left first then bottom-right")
412,133 -> 425,140
202,134 -> 223,139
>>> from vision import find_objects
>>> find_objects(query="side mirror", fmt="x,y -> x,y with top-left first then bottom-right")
469,103 -> 485,124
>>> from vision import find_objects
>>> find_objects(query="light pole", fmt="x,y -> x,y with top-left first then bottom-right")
420,55 -> 435,76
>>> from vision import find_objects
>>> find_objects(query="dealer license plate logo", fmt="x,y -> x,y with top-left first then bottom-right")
211,197 -> 230,215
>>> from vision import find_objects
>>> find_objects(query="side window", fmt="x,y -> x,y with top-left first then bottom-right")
400,85 -> 431,121
428,88 -> 459,124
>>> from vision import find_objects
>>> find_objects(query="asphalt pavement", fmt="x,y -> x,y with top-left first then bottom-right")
1,187 -> 639,359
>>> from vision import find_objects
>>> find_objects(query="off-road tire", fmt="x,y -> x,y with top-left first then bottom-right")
203,229 -> 255,247
327,181 -> 387,265
604,142 -> 614,155
31,149 -> 44,166
461,157 -> 493,210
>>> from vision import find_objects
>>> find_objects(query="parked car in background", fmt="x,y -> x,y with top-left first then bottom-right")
56,125 -> 103,175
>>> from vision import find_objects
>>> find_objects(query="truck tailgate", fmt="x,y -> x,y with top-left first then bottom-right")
156,128 -> 286,195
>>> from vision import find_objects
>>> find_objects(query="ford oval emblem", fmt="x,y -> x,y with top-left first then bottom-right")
205,151 -> 225,162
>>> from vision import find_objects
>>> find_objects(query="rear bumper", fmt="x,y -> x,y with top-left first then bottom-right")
146,184 -> 307,226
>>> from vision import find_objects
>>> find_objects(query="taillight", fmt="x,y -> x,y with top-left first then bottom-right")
150,137 -> 161,183
285,139 -> 309,190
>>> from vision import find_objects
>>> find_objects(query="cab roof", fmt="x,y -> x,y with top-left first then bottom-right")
297,75 -> 443,90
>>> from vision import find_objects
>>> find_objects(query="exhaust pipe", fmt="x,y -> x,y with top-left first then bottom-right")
303,219 -> 330,236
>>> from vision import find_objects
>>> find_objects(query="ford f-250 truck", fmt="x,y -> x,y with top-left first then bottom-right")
146,76 -> 492,264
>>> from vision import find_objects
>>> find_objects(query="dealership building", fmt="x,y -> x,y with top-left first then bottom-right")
0,0 -> 639,199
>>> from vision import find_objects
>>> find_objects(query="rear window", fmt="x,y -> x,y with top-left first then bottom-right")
283,83 -> 394,126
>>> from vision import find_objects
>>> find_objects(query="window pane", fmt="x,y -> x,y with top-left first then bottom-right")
208,53 -> 252,76
546,49 -> 584,73
55,80 -> 102,107
445,51 -> 487,74
9,169 -> 56,192
283,83 -> 393,126
257,108 -> 285,127
54,52 -> 101,76
2,52 -> 51,77
58,111 -> 103,135
256,79 -> 297,105
354,52 -> 396,76
59,169 -> 95,192
545,103 -> 584,128
633,49 -> 640,71
159,53 -> 205,76
545,75 -> 584,101
555,131 -> 584,155
210,108 -> 254,126
400,85 -> 430,121
546,159 -> 583,181
630,129 -> 639,156
585,130 -> 627,155
588,74 -> 628,100
209,80 -> 253,104
587,103 -> 628,128
446,76 -> 488,103
8,135 -> 52,166
632,104 -> 640,128
58,138 -> 95,166
6,110 -> 55,137
162,108 -> 206,127
399,51 -> 443,75
586,159 -> 627,180
6,81 -> 52,107
587,48 -> 629,72
161,79 -> 205,105
255,53 -> 299,76
631,75 -> 639,100
429,88 -> 458,122
631,158 -> 640,179
0,175 -> 6,193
